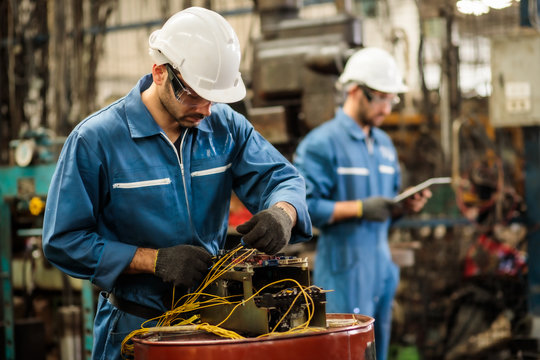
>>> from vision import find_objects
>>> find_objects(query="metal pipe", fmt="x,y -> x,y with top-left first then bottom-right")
451,117 -> 465,187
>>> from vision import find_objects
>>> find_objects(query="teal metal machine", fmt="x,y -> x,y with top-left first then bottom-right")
0,129 -> 95,360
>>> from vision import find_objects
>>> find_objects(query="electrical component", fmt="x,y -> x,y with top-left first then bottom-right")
121,247 -> 328,357
200,249 -> 327,335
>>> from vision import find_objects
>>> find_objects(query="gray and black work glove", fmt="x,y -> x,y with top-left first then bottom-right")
359,197 -> 395,222
236,206 -> 293,255
154,244 -> 212,288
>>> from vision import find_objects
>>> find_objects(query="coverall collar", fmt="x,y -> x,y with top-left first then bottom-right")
337,108 -> 371,141
125,74 -> 212,139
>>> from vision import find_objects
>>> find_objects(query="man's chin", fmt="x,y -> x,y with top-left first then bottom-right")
178,117 -> 204,127
373,116 -> 387,127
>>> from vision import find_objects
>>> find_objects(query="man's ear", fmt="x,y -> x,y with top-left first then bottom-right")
349,84 -> 362,99
152,64 -> 168,85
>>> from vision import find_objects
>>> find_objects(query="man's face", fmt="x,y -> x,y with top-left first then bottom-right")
358,87 -> 399,128
160,64 -> 213,128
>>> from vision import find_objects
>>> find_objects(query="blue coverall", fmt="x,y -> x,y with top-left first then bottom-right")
293,109 -> 401,360
42,75 -> 312,359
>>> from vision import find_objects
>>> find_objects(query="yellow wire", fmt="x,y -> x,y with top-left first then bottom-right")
121,247 -> 322,358
122,246 -> 251,356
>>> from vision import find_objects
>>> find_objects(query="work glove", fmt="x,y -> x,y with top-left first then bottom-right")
359,197 -> 395,222
154,244 -> 212,288
236,206 -> 293,255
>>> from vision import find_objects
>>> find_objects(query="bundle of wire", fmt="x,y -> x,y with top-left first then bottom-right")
121,245 -> 324,358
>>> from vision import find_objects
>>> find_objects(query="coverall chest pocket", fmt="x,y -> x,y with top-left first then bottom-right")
109,166 -> 178,243
190,155 -> 233,239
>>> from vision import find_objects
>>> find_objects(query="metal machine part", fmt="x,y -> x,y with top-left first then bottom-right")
1,130 -> 94,360
199,250 -> 327,336
251,6 -> 362,139
9,127 -> 65,167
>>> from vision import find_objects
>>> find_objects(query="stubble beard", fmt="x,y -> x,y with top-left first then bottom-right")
360,108 -> 387,129
160,95 -> 206,128
176,113 -> 205,128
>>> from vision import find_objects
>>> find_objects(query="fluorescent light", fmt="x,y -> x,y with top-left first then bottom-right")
457,0 -> 490,15
482,0 -> 513,9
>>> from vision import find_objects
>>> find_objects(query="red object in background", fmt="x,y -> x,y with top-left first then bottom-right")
228,193 -> 252,227
463,234 -> 527,277
228,207 -> 252,227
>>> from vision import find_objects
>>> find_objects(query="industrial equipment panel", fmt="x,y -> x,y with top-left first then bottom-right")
490,33 -> 540,127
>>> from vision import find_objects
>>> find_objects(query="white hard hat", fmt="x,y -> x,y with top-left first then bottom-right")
148,7 -> 246,103
338,47 -> 408,94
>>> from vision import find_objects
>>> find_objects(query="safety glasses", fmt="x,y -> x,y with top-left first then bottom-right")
166,64 -> 212,108
361,86 -> 400,107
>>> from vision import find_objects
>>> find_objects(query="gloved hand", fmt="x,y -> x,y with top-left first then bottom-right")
154,244 -> 212,288
236,206 -> 292,255
360,197 -> 395,221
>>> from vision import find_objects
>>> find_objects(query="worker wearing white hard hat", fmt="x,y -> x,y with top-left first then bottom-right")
294,47 -> 430,360
338,47 -> 408,94
148,7 -> 246,104
43,7 -> 312,359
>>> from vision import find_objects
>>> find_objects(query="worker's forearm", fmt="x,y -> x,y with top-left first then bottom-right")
124,202 -> 298,275
274,201 -> 297,226
330,200 -> 359,223
124,247 -> 158,274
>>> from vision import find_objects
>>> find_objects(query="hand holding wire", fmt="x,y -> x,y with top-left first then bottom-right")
236,206 -> 292,255
154,244 -> 212,288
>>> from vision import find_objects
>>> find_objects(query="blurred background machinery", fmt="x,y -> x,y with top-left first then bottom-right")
0,128 -> 95,360
249,0 -> 361,154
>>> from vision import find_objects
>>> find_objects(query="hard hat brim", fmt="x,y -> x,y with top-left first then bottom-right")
371,82 -> 408,94
194,75 -> 247,104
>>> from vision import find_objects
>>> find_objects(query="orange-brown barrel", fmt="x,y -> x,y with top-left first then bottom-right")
133,314 -> 376,360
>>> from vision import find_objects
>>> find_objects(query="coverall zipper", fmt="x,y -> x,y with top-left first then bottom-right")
160,129 -> 198,237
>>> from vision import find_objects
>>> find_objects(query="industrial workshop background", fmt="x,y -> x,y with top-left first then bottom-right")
2,0 -> 540,359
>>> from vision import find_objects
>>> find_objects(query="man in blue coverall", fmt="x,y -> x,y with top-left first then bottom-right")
293,47 -> 430,360
42,7 -> 312,359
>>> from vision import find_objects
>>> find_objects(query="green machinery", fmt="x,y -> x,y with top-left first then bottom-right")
0,130 -> 95,360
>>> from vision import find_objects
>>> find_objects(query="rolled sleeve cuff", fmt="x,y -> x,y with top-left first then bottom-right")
92,241 -> 138,291
289,201 -> 313,244
309,198 -> 335,229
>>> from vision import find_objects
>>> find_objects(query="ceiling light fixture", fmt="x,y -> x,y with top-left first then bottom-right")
456,0 -> 490,16
482,0 -> 513,9
456,0 -> 518,15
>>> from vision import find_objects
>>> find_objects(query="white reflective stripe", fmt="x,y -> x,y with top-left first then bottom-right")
191,163 -> 232,177
337,167 -> 369,176
379,165 -> 395,174
112,178 -> 171,189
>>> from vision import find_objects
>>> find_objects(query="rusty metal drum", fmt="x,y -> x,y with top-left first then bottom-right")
133,313 -> 376,360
